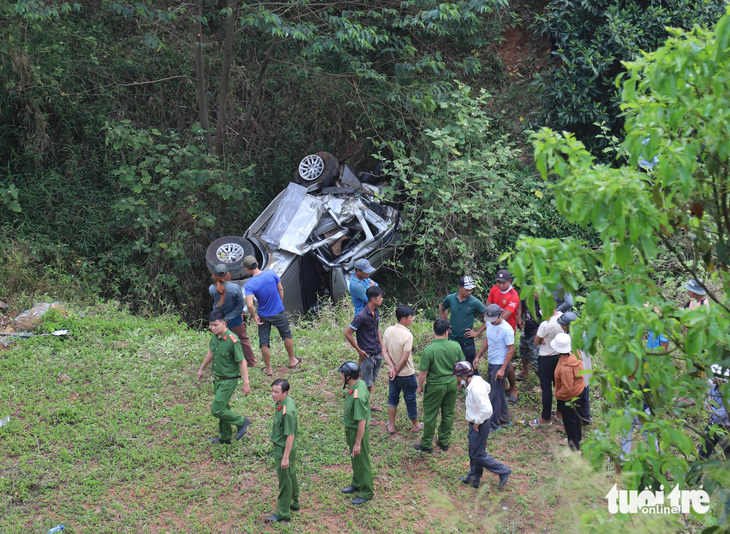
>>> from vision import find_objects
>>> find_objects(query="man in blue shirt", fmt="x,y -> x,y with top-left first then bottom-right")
243,256 -> 301,376
349,259 -> 378,317
475,304 -> 515,432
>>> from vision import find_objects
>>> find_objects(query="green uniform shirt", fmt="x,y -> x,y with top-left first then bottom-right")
342,379 -> 371,429
441,292 -> 487,343
270,396 -> 298,447
418,338 -> 462,386
208,329 -> 244,378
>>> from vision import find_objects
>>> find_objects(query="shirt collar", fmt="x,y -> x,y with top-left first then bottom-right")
499,284 -> 513,294
466,375 -> 484,391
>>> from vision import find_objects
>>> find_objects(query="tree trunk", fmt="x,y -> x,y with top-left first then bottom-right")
213,0 -> 237,156
234,34 -> 279,152
194,0 -> 212,152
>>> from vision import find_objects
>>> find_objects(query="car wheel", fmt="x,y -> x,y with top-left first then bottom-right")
294,151 -> 339,189
205,236 -> 255,280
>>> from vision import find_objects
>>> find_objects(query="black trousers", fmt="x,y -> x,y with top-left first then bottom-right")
557,387 -> 584,451
538,355 -> 560,421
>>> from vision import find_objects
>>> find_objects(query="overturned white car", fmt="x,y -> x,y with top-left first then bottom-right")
205,153 -> 403,314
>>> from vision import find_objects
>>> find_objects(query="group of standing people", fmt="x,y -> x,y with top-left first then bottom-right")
198,258 -> 729,523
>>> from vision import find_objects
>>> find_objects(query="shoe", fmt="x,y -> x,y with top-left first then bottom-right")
413,444 -> 433,454
370,406 -> 383,412
236,417 -> 251,440
436,440 -> 449,452
352,496 -> 370,505
582,420 -> 592,427
501,421 -> 514,428
208,437 -> 231,444
490,426 -> 502,434
459,476 -> 479,489
290,506 -> 300,512
264,514 -> 290,523
498,468 -> 512,490
341,485 -> 358,494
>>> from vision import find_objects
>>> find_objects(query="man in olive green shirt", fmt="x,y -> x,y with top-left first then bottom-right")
197,310 -> 251,444
338,361 -> 374,505
265,378 -> 300,523
414,319 -> 462,453
439,276 -> 488,367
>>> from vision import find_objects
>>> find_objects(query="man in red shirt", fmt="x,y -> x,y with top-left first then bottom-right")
487,269 -> 522,404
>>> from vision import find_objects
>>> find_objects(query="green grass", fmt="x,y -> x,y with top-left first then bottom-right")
1,301 -> 623,533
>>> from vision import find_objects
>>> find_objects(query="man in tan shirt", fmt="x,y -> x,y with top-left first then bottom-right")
383,306 -> 422,434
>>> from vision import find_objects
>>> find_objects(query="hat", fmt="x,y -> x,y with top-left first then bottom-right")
557,311 -> 578,326
551,333 -> 572,353
458,276 -> 476,290
485,304 -> 502,323
684,279 -> 706,295
496,269 -> 511,283
354,258 -> 375,274
214,264 -> 228,277
710,364 -> 730,379
242,255 -> 258,269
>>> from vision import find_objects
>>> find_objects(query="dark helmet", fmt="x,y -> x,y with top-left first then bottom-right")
557,311 -> 578,326
452,360 -> 475,377
338,361 -> 360,388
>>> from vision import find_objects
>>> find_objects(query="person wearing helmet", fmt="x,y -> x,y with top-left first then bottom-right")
557,311 -> 591,426
698,364 -> 730,460
552,333 -> 585,450
338,361 -> 374,505
453,361 -> 512,490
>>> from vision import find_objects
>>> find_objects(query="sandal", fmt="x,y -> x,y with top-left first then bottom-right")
529,418 -> 552,427
288,356 -> 303,369
263,367 -> 274,377
507,395 -> 518,405
411,422 -> 424,433
386,422 -> 396,434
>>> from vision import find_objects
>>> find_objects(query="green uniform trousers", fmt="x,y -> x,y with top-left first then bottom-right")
274,445 -> 300,519
211,379 -> 246,441
420,380 -> 457,449
345,425 -> 374,500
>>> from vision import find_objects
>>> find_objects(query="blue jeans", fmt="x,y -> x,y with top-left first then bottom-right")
387,373 -> 418,420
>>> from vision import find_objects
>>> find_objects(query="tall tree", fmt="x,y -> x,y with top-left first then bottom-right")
512,8 -> 730,529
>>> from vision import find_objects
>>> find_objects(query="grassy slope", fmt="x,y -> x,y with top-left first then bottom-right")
0,299 -> 629,534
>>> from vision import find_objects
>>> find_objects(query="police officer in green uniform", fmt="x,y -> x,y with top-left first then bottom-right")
197,310 -> 251,444
414,319 -> 463,453
265,378 -> 300,523
338,361 -> 374,505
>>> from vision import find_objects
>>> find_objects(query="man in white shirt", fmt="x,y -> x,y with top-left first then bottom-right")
475,304 -> 515,432
453,361 -> 511,490
530,308 -> 563,427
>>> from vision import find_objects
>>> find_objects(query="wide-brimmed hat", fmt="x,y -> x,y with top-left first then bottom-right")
684,279 -> 706,295
551,332 -> 572,353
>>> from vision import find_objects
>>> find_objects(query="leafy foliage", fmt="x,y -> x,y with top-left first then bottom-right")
383,84 -> 596,301
535,0 -> 726,156
511,9 -> 730,530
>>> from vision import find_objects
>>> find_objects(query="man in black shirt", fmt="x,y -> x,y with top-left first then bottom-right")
516,295 -> 541,381
345,286 -> 391,412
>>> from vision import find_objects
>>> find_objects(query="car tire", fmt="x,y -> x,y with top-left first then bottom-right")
294,152 -> 339,189
205,236 -> 255,280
